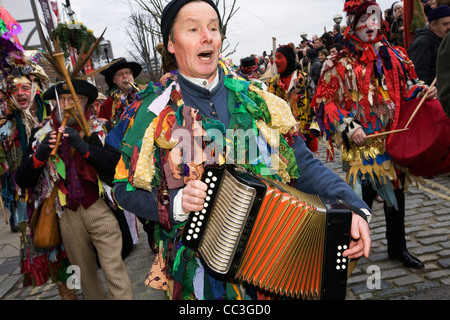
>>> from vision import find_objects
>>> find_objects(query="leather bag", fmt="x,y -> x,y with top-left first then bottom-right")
32,186 -> 61,248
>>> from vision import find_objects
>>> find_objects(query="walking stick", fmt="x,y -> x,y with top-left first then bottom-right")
272,37 -> 277,77
0,196 -> 8,224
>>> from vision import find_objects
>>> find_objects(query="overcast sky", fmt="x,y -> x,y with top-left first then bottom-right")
4,0 -> 398,65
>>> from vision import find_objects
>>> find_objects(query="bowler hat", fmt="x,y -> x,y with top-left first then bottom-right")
43,79 -> 98,105
100,58 -> 142,89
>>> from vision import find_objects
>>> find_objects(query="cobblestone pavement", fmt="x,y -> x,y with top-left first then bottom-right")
1,143 -> 449,300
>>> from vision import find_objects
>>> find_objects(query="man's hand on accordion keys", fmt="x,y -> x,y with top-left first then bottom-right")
182,180 -> 208,213
343,213 -> 371,259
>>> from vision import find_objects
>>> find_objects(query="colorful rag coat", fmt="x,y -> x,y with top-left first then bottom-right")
311,35 -> 425,208
269,70 -> 319,152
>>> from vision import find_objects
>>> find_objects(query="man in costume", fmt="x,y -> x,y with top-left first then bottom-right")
312,0 -> 437,269
407,5 -> 450,85
15,79 -> 133,300
99,57 -> 142,127
1,57 -> 78,299
113,0 -> 371,300
269,44 -> 319,153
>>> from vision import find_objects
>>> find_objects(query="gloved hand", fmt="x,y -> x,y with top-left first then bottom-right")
34,134 -> 52,161
64,126 -> 89,155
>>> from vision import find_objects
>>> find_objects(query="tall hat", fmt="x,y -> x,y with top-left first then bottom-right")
99,57 -> 142,89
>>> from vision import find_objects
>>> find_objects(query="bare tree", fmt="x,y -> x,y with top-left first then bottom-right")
126,13 -> 163,82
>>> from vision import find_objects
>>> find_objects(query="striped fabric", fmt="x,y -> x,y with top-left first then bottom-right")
59,198 -> 133,300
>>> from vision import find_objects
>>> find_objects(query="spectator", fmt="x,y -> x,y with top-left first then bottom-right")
306,48 -> 322,86
333,24 -> 344,45
312,36 -> 325,52
407,5 -> 450,85
389,2 -> 405,47
318,48 -> 330,63
321,32 -> 335,50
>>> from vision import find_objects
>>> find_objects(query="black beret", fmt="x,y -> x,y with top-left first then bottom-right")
43,79 -> 98,105
161,0 -> 222,53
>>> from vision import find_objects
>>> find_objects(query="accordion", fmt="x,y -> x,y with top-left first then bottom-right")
182,165 -> 352,300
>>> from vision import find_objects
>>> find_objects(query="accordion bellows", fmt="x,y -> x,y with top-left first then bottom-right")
183,165 -> 352,300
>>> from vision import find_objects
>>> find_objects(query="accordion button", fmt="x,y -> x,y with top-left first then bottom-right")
208,190 -> 213,195
188,229 -> 193,234
343,245 -> 348,250
338,245 -> 342,250
212,176 -> 217,181
193,217 -> 198,222
336,266 -> 341,270
195,228 -> 200,232
191,223 -> 195,228
206,196 -> 211,201
202,209 -> 207,213
210,183 -> 215,188
337,259 -> 341,264
342,265 -> 347,269
200,215 -> 205,220
204,203 -> 209,208
193,234 -> 198,239
205,178 -> 211,183
186,235 -> 192,241
207,172 -> 213,177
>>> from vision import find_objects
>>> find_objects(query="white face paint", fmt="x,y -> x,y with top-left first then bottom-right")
355,13 -> 379,43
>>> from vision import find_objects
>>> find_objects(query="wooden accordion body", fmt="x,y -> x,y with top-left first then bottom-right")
182,165 -> 352,300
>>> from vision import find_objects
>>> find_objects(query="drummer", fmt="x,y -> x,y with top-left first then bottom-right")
312,0 -> 437,269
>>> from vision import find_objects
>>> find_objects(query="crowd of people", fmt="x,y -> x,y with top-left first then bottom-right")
0,0 -> 449,301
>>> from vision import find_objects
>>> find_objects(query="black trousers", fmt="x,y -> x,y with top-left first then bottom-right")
362,184 -> 407,253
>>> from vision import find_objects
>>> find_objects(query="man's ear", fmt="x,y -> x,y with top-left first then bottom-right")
167,39 -> 175,55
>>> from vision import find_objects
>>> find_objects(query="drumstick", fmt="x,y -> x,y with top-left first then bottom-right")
405,77 -> 437,129
367,128 -> 409,139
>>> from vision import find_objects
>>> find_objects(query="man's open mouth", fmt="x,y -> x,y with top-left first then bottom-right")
198,51 -> 213,60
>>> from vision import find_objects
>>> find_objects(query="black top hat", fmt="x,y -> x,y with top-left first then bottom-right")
100,58 -> 142,89
43,79 -> 98,105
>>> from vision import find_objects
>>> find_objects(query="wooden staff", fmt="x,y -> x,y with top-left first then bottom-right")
52,51 -> 91,138
272,37 -> 277,77
49,102 -> 84,158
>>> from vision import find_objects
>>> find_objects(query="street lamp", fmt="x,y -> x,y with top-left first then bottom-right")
99,39 -> 110,63
333,14 -> 343,25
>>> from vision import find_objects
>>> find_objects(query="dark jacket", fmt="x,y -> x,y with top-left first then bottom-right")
437,31 -> 450,117
407,27 -> 442,85
15,126 -> 121,190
